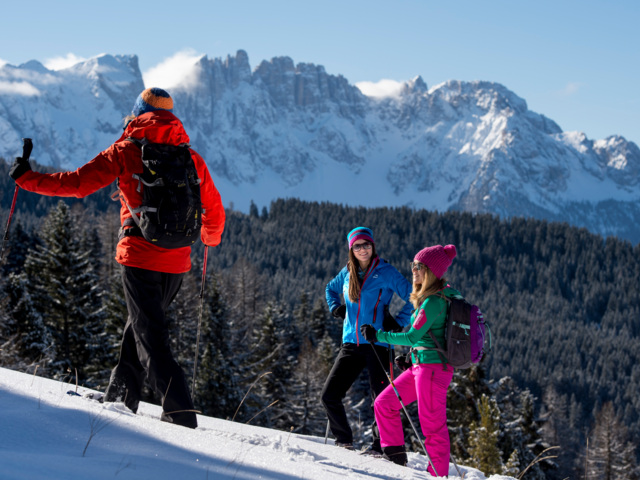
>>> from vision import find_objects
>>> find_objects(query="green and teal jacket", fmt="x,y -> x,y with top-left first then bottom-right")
376,286 -> 461,365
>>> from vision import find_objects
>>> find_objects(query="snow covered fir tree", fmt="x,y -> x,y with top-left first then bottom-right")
1,177 -> 638,478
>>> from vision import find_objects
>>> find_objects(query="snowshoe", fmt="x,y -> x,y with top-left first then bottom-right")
335,441 -> 355,450
359,444 -> 384,457
382,445 -> 407,466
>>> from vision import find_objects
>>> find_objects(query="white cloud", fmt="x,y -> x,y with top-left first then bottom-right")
0,58 -> 7,68
356,79 -> 405,98
143,49 -> 205,90
559,82 -> 582,96
0,81 -> 40,96
43,53 -> 87,71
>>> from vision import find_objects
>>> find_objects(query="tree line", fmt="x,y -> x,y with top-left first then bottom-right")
0,159 -> 638,479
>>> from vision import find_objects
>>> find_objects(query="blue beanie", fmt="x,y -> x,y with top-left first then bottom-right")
347,227 -> 374,249
132,87 -> 173,117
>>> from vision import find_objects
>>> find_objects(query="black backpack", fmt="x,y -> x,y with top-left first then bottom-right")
120,137 -> 202,249
427,294 -> 491,369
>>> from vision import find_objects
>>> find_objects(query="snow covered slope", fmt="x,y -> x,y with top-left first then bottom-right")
1,51 -> 639,243
0,366 -> 509,480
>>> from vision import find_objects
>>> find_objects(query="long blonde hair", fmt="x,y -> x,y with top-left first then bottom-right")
409,265 -> 446,308
346,244 -> 378,302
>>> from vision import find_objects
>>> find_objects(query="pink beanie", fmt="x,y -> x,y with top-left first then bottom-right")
413,244 -> 457,279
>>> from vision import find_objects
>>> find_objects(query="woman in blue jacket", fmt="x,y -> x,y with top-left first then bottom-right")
322,226 -> 413,454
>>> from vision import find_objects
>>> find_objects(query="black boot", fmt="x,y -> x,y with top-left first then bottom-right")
382,445 -> 407,466
160,411 -> 197,429
103,377 -> 139,414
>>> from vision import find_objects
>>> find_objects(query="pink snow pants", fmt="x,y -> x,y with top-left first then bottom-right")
374,363 -> 453,477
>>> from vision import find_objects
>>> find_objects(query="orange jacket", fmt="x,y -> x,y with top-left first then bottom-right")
16,110 -> 225,274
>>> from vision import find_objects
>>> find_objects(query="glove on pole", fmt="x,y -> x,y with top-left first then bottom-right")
2,138 -> 32,262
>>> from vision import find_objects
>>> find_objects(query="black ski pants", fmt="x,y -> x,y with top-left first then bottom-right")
321,342 -> 390,447
104,265 -> 196,428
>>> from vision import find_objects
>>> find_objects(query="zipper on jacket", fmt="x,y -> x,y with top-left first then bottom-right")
372,289 -> 382,325
355,257 -> 380,346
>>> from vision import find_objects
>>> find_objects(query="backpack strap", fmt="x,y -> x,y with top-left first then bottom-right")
424,296 -> 452,369
115,137 -> 150,240
126,136 -> 146,148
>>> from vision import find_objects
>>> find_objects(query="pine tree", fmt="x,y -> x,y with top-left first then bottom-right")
294,291 -> 312,341
288,337 -> 330,435
232,301 -> 285,426
22,201 -> 106,384
0,272 -> 53,371
503,449 -> 520,477
267,301 -> 299,431
195,273 -> 240,420
225,257 -> 266,341
585,401 -> 639,480
468,394 -> 503,475
541,385 -> 578,478
490,379 -> 552,479
1,221 -> 38,277
447,365 -> 492,461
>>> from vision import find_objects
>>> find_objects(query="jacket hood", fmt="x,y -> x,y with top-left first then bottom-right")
121,110 -> 190,145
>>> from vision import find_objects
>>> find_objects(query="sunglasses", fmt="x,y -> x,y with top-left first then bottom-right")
352,242 -> 373,252
410,262 -> 425,271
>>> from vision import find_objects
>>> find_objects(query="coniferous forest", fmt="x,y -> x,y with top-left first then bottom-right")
1,159 -> 639,479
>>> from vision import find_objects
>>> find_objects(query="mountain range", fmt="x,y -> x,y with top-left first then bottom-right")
1,50 -> 639,243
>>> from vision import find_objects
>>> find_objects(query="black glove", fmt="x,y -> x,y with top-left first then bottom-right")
9,156 -> 32,181
9,138 -> 33,181
360,324 -> 378,343
395,354 -> 412,372
331,304 -> 346,320
382,305 -> 403,332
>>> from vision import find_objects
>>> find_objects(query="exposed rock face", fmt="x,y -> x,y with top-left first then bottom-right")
1,51 -> 639,243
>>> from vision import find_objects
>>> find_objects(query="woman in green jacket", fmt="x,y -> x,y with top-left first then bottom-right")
361,244 -> 458,475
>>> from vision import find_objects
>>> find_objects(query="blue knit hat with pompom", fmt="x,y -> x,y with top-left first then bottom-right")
132,87 -> 173,117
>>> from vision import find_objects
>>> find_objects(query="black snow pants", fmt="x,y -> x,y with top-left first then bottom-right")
321,342 -> 390,449
104,265 -> 197,428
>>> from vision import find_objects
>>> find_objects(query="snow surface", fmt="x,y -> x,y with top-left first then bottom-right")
0,366 -> 514,480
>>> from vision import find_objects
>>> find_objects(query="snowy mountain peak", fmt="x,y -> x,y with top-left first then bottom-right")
401,75 -> 428,95
17,59 -> 50,73
0,52 -> 639,243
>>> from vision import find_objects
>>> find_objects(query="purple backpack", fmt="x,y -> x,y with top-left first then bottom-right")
428,295 -> 491,369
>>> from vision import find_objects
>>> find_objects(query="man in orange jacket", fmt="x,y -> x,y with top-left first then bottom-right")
9,87 -> 225,428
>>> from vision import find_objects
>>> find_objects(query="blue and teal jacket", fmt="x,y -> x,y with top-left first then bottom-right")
325,256 -> 413,347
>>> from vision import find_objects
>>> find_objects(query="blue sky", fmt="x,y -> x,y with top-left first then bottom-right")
1,0 -> 638,145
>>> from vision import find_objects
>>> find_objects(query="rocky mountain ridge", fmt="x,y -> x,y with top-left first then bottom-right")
1,50 -> 638,243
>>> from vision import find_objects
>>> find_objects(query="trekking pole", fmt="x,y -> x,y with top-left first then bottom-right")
368,342 -> 439,477
1,186 -> 19,263
191,245 -> 208,399
324,419 -> 330,444
1,138 -> 32,263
